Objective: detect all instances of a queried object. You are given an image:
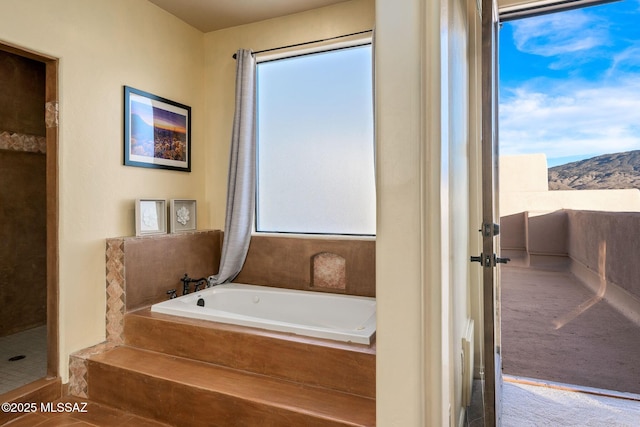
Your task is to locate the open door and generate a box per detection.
[473,0,507,424]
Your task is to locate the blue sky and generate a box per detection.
[499,0,640,167]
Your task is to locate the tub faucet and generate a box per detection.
[180,274,208,295]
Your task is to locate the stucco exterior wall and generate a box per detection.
[500,154,640,217]
[567,210,640,300]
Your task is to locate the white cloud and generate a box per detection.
[511,10,609,58]
[499,78,640,161]
[608,44,640,76]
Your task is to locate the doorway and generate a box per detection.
[0,43,58,400]
[497,0,640,408]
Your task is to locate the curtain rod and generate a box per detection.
[232,29,373,59]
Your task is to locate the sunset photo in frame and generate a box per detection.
[124,86,191,172]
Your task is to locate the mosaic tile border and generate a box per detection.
[45,101,58,129]
[69,239,125,398]
[105,238,125,344]
[0,131,46,153]
[68,342,117,398]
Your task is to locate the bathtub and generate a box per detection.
[150,283,376,345]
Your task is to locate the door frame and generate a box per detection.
[0,41,59,391]
[480,0,502,424]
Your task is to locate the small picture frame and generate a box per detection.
[135,199,167,236]
[170,199,197,233]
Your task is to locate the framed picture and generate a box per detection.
[170,199,197,233]
[135,199,167,236]
[124,86,191,172]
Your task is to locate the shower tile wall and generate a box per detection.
[0,50,47,337]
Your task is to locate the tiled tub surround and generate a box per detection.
[236,234,376,297]
[69,231,223,398]
[105,230,222,343]
[70,231,376,405]
[104,232,374,344]
[87,309,375,425]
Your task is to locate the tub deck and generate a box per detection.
[126,308,375,398]
[75,308,376,426]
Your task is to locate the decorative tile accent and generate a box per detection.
[105,238,125,344]
[0,131,46,153]
[45,101,58,128]
[68,342,117,398]
[312,252,346,290]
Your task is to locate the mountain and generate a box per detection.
[548,150,640,190]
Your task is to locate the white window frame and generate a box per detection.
[253,34,375,238]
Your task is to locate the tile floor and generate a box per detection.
[0,326,47,395]
[4,397,170,426]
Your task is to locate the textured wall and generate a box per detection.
[0,50,46,336]
[0,50,45,136]
[567,210,640,299]
[236,235,375,297]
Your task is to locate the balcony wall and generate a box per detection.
[501,209,640,324]
[566,211,640,318]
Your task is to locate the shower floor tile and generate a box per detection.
[0,326,47,394]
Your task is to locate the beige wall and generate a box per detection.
[446,0,473,422]
[375,0,428,423]
[376,0,477,424]
[1,0,481,425]
[0,0,206,381]
[466,0,485,386]
[200,0,478,424]
[203,0,375,229]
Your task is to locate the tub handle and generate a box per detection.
[166,289,177,299]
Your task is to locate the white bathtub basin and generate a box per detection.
[151,283,376,345]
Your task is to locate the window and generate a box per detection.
[256,43,375,236]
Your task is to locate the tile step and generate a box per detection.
[87,346,375,427]
[124,309,375,398]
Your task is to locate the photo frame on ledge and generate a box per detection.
[135,199,167,236]
[170,199,197,233]
[124,86,191,172]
